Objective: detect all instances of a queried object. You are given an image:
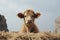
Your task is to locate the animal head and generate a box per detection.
[17,9,41,25]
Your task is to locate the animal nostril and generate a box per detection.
[28,20,32,23]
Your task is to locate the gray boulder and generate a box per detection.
[0,15,9,31]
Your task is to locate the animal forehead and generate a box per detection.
[24,9,35,16]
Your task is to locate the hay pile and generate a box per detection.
[0,31,60,40]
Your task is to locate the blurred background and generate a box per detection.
[0,0,60,32]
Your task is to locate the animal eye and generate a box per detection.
[32,15,34,17]
[24,16,26,17]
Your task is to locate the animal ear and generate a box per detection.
[17,13,24,18]
[34,12,41,18]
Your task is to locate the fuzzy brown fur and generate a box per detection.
[17,9,41,33]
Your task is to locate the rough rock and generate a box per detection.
[55,16,60,33]
[0,32,60,40]
[0,15,9,31]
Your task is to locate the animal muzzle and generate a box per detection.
[28,20,32,24]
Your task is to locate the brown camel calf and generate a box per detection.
[17,9,41,33]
